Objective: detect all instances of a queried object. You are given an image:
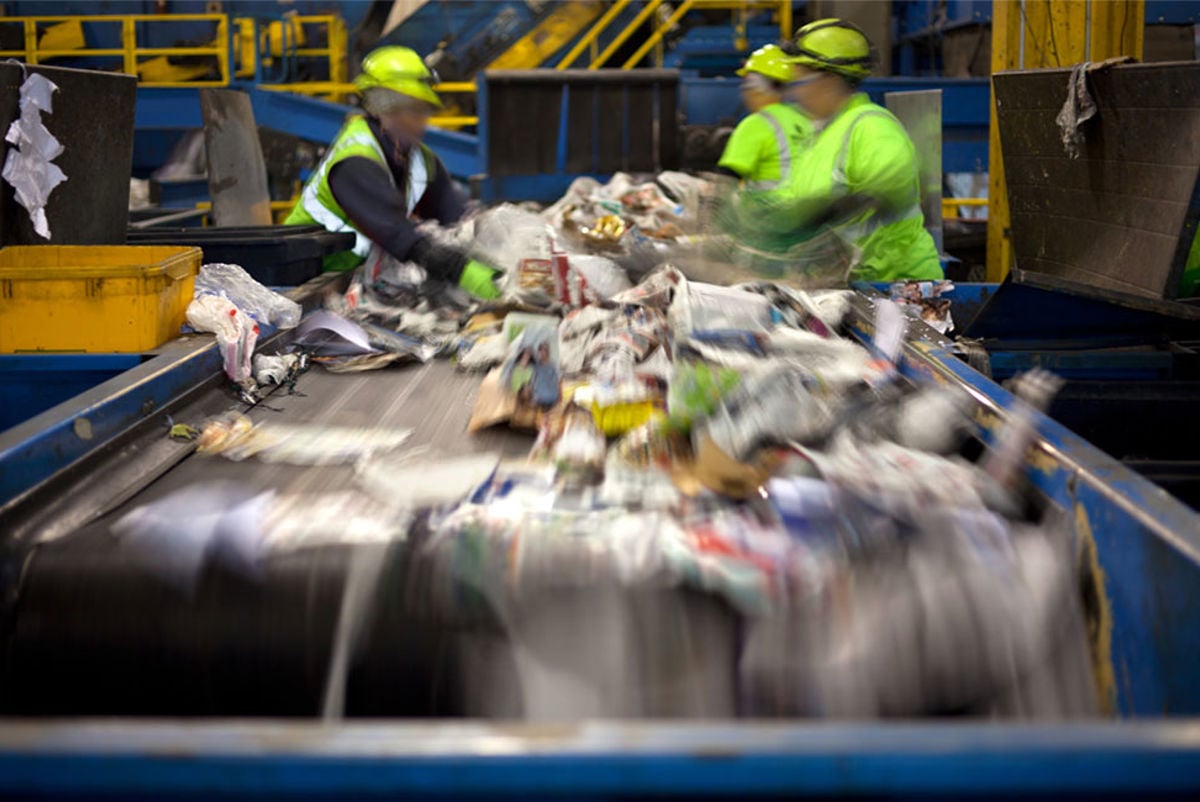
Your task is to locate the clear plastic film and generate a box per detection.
[194,263,302,329]
[2,72,65,239]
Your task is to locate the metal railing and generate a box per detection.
[0,14,230,87]
[0,4,792,130]
[256,81,480,129]
[236,14,347,87]
[0,12,347,90]
[558,0,793,70]
[942,197,989,220]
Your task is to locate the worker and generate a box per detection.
[717,44,812,192]
[710,43,814,262]
[778,19,942,282]
[286,46,501,299]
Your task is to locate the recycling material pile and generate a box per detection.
[428,261,1095,719]
[150,199,1097,721]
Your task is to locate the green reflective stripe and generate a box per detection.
[290,116,441,272]
[300,178,373,258]
[744,108,792,191]
[832,109,893,186]
[831,108,924,243]
[293,117,393,261]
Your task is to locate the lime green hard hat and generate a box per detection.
[736,43,795,84]
[788,18,875,80]
[354,46,442,108]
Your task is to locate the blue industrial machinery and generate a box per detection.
[1,721,1199,799]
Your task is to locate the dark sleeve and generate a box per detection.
[327,156,423,262]
[412,155,465,225]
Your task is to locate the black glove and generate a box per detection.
[408,237,469,283]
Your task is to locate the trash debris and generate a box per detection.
[499,324,560,409]
[195,263,301,329]
[253,353,300,386]
[196,413,412,465]
[185,293,259,382]
[114,483,412,592]
[167,419,200,441]
[146,178,1094,721]
[357,452,500,509]
[2,72,65,239]
[294,307,439,373]
[891,279,956,334]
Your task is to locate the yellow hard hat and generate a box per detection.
[788,18,875,80]
[354,46,442,108]
[736,44,794,84]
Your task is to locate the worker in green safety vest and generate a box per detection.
[286,46,501,299]
[717,44,812,192]
[710,44,816,261]
[775,19,943,282]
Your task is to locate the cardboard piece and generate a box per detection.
[672,433,774,499]
[467,367,544,433]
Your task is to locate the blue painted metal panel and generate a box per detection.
[0,721,1199,799]
[424,127,481,181]
[246,87,351,145]
[986,350,1175,381]
[131,130,188,177]
[0,337,232,506]
[480,173,606,205]
[136,87,481,181]
[154,177,209,209]
[1146,1,1200,23]
[134,88,204,129]
[0,355,145,433]
[663,23,781,75]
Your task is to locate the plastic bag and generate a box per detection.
[194,263,302,329]
[472,204,557,275]
[2,73,65,239]
[186,294,258,381]
[668,280,773,337]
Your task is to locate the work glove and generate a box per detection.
[409,237,469,283]
[457,258,503,300]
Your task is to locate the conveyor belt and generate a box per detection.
[96,360,533,518]
[1,362,536,718]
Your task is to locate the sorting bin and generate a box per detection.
[0,245,200,353]
[126,225,355,286]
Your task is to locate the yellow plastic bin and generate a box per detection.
[0,246,201,353]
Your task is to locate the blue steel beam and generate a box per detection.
[0,721,1198,798]
[0,334,242,508]
[135,88,482,181]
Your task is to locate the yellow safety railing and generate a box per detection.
[258,81,480,129]
[235,14,347,87]
[0,14,230,87]
[557,0,792,70]
[942,197,989,220]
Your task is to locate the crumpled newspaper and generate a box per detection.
[2,72,66,239]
